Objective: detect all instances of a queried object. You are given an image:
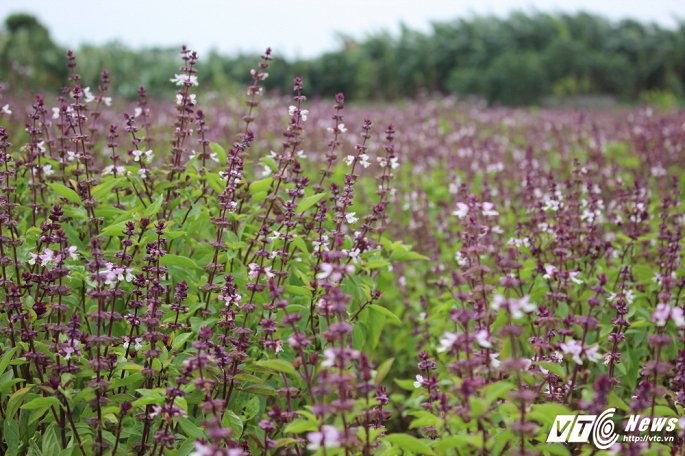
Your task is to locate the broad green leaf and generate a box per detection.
[6,386,31,419]
[143,195,164,217]
[385,433,436,455]
[249,177,272,194]
[254,359,298,378]
[433,434,483,450]
[0,346,17,376]
[284,419,319,434]
[209,142,227,165]
[296,192,327,213]
[221,410,244,437]
[47,183,80,204]
[178,417,205,439]
[369,304,401,324]
[160,254,199,270]
[21,396,61,411]
[374,357,394,385]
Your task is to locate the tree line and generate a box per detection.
[2,11,684,105]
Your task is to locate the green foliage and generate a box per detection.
[2,12,685,105]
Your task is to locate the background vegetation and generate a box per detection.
[2,11,685,106]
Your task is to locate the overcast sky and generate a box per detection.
[1,0,683,59]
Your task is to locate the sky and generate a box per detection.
[1,0,684,59]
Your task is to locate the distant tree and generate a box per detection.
[0,13,66,93]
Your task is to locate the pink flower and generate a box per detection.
[306,425,340,451]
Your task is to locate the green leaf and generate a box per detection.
[375,358,394,385]
[171,332,193,351]
[3,421,20,454]
[369,304,401,324]
[101,221,130,237]
[160,254,199,271]
[178,417,205,439]
[143,195,164,218]
[47,183,80,204]
[385,433,436,455]
[6,386,31,419]
[254,359,298,378]
[296,192,327,213]
[433,434,483,450]
[209,142,227,165]
[42,425,61,456]
[0,346,17,376]
[249,177,272,194]
[21,396,61,411]
[482,381,516,405]
[538,361,566,378]
[221,410,244,437]
[283,419,319,434]
[92,177,124,200]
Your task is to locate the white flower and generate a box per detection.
[389,157,399,169]
[346,248,360,262]
[317,263,333,280]
[248,263,260,279]
[413,374,424,388]
[490,294,536,319]
[652,303,671,326]
[295,150,306,159]
[176,93,197,105]
[28,252,38,266]
[438,332,458,353]
[585,345,602,363]
[306,425,340,451]
[481,202,498,217]
[133,107,143,118]
[300,109,309,121]
[345,212,358,224]
[42,164,54,176]
[100,262,135,287]
[474,329,492,348]
[452,202,469,219]
[250,68,268,80]
[52,107,60,119]
[32,248,55,266]
[83,87,95,103]
[559,339,583,364]
[132,149,153,162]
[321,348,336,368]
[103,97,112,107]
[66,246,78,260]
[542,264,557,280]
[170,74,198,86]
[102,165,125,176]
[37,141,47,153]
[454,251,468,266]
[66,151,78,161]
[1,104,12,115]
[542,197,561,211]
[328,123,348,134]
[507,237,530,248]
[138,168,148,179]
[489,353,501,369]
[568,271,583,285]
[359,154,371,168]
[345,155,355,166]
